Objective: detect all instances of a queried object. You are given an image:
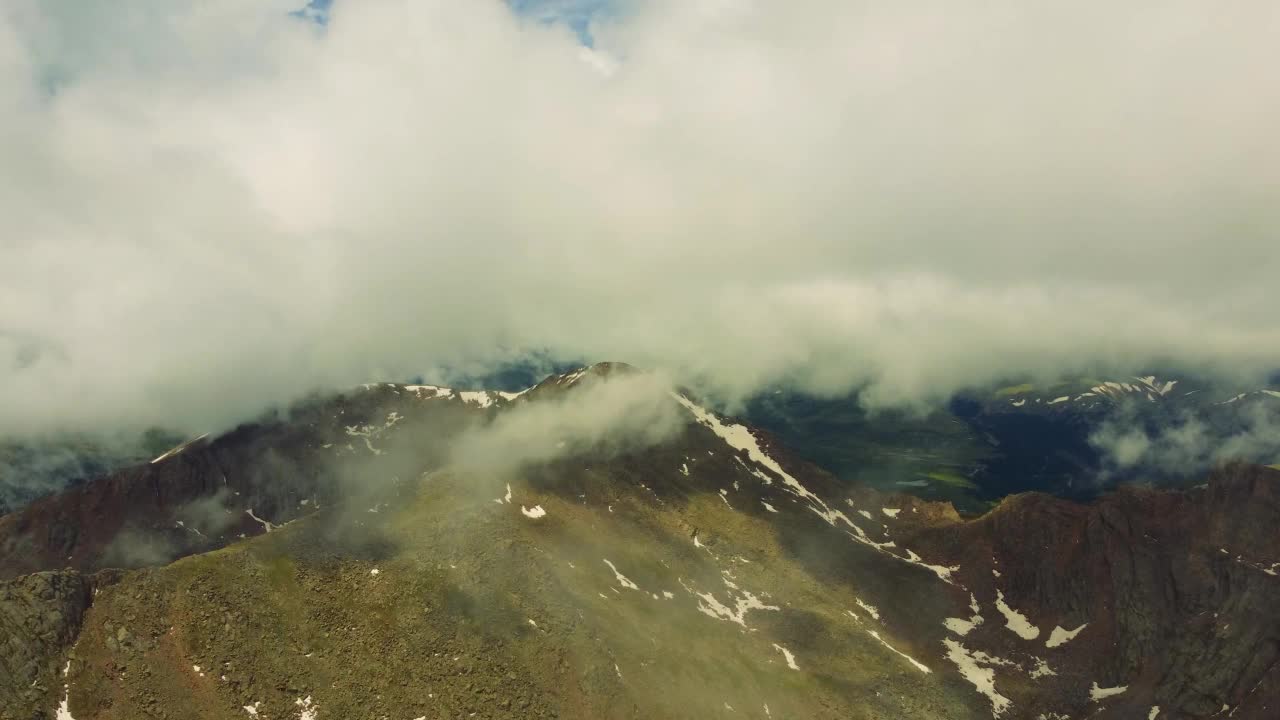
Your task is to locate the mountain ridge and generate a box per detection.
[1,366,1277,719]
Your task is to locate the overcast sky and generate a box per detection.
[2,0,1278,435]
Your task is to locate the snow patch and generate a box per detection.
[1045,623,1087,648]
[521,505,547,519]
[243,703,259,717]
[1047,396,1070,405]
[943,639,1012,716]
[295,695,318,720]
[867,630,931,673]
[761,501,778,513]
[1089,683,1128,702]
[855,598,881,621]
[1148,706,1160,719]
[56,687,77,720]
[1028,658,1056,678]
[682,579,779,627]
[406,385,453,399]
[495,386,533,401]
[603,559,639,590]
[902,549,960,584]
[245,508,275,533]
[945,594,985,636]
[881,508,901,518]
[772,644,800,670]
[150,433,209,464]
[996,590,1040,640]
[458,390,495,408]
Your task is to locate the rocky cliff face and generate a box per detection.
[892,462,1280,718]
[0,368,1276,719]
[0,570,93,720]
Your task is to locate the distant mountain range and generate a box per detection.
[2,364,1278,719]
[746,373,1280,513]
[5,371,1276,520]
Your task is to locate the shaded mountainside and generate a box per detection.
[0,432,183,516]
[1,365,1277,720]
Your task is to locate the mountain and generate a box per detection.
[746,374,1280,512]
[2,364,1278,719]
[0,430,185,517]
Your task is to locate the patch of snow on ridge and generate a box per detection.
[1148,706,1160,719]
[868,630,931,673]
[521,505,546,519]
[671,394,832,514]
[1047,396,1070,405]
[772,644,800,670]
[673,393,962,586]
[558,368,589,386]
[1011,399,1026,407]
[405,385,453,399]
[855,597,881,621]
[150,433,210,464]
[944,639,1011,716]
[496,386,533,401]
[996,590,1040,640]
[603,559,639,590]
[1028,658,1056,678]
[681,578,779,627]
[246,508,275,533]
[459,391,495,408]
[903,549,960,584]
[882,508,901,518]
[1045,623,1087,648]
[243,703,259,717]
[1089,683,1128,702]
[761,501,778,513]
[945,594,985,636]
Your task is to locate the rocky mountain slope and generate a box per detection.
[1,364,1277,720]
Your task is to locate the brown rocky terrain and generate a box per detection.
[0,365,1276,719]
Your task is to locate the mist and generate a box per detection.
[2,0,1278,437]
[1090,400,1280,481]
[449,370,683,479]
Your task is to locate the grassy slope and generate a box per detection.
[63,466,980,720]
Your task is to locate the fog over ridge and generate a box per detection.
[2,0,1278,436]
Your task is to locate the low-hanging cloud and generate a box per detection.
[1090,400,1280,480]
[450,370,683,479]
[2,0,1278,436]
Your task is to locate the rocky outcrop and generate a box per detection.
[0,570,93,720]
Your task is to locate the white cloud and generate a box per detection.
[1091,400,1280,477]
[1,0,1278,435]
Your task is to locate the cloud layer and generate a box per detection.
[2,0,1278,435]
[1090,400,1280,480]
